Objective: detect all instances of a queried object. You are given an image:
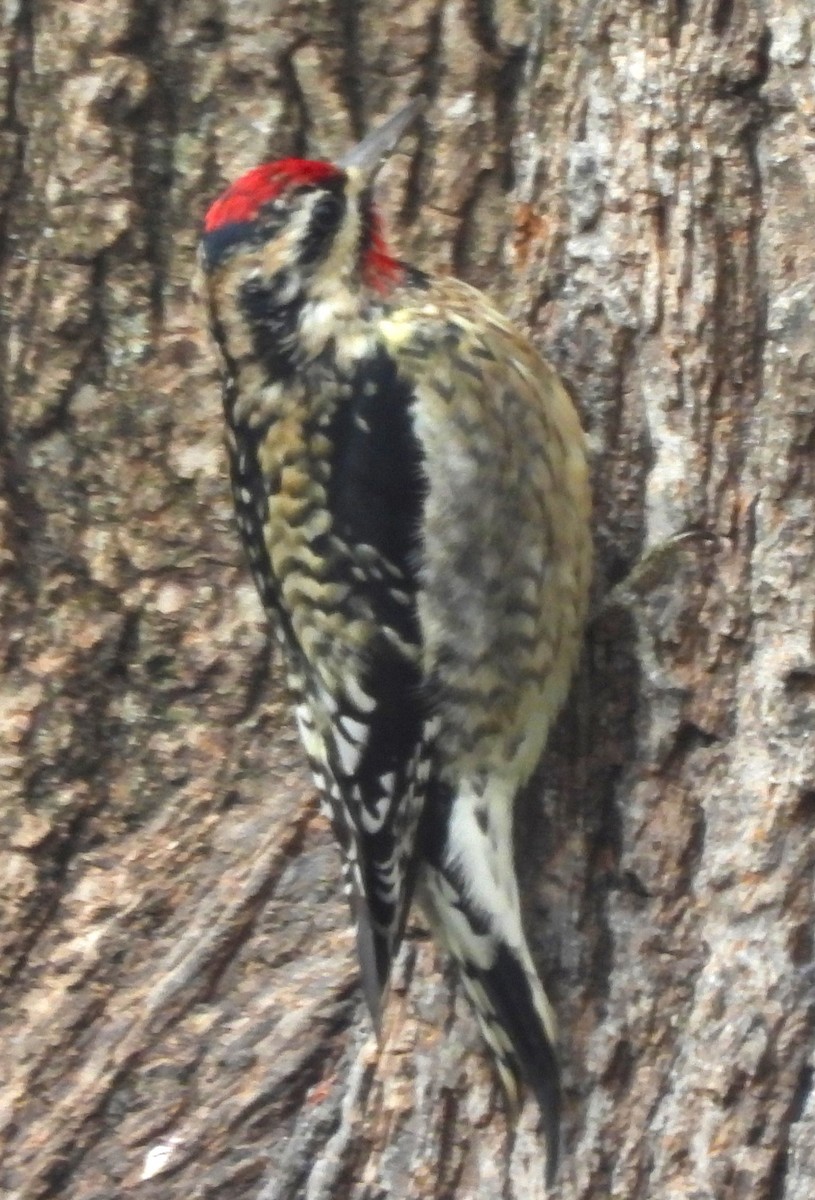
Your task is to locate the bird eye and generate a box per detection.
[309,192,344,230]
[298,189,347,266]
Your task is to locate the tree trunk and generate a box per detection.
[1,2,813,1198]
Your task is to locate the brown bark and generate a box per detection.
[1,2,813,1198]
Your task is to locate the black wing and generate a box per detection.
[306,345,429,1024]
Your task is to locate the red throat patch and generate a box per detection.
[362,208,403,294]
[204,159,343,232]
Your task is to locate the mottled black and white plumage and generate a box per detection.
[199,99,591,1181]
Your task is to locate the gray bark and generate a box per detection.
[1,2,813,1198]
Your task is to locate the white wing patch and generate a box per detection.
[339,715,368,743]
[374,856,401,902]
[360,793,390,833]
[335,729,363,777]
[295,704,323,763]
[344,674,377,713]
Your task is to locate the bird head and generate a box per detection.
[200,98,425,298]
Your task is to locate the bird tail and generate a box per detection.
[419,779,561,1184]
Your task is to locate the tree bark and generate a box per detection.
[1,2,813,1198]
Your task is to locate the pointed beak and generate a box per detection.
[338,97,426,178]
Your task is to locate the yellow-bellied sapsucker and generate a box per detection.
[199,99,591,1180]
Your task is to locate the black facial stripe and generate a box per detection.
[298,185,348,267]
[201,220,259,269]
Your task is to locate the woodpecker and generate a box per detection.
[200,99,591,1180]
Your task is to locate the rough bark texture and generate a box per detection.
[1,2,813,1198]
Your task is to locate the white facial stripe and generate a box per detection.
[314,180,362,284]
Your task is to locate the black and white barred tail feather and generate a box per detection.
[419,776,561,1181]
